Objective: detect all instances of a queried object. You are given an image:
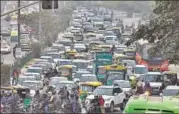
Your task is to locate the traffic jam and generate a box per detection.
[1,6,179,113]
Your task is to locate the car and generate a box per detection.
[142,72,164,95]
[1,42,11,54]
[40,56,55,69]
[113,80,131,93]
[86,85,126,112]
[55,81,74,92]
[80,74,97,83]
[17,75,41,85]
[134,65,148,79]
[105,35,118,44]
[23,72,42,80]
[74,45,86,52]
[21,80,43,97]
[49,77,68,86]
[73,70,91,82]
[26,67,43,78]
[162,85,179,96]
[122,60,136,70]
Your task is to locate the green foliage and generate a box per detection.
[128,1,179,63]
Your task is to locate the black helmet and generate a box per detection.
[70,94,74,98]
[36,90,39,93]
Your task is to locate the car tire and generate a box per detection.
[120,100,126,110]
[109,102,114,112]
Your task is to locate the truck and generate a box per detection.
[140,56,169,72]
[94,51,113,82]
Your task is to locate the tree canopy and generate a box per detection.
[128,1,179,63]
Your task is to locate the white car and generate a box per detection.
[105,35,118,44]
[142,72,163,95]
[1,42,11,54]
[113,80,131,92]
[134,65,148,79]
[86,86,126,112]
[162,85,179,96]
[49,77,68,86]
[21,80,43,97]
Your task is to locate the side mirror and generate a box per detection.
[114,93,118,96]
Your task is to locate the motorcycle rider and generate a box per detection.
[129,76,138,89]
[42,93,49,114]
[34,90,41,101]
[70,94,77,113]
[90,95,100,113]
[1,90,6,105]
[135,82,143,95]
[143,82,152,95]
[99,95,105,114]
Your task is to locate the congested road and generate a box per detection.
[1,2,179,114]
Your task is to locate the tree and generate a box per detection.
[127,1,179,63]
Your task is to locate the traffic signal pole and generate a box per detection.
[18,0,20,46]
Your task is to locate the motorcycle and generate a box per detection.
[86,100,99,113]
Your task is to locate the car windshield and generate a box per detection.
[56,83,73,90]
[107,72,125,80]
[27,68,42,74]
[134,67,148,74]
[122,60,136,67]
[106,37,114,40]
[115,81,131,88]
[49,79,61,85]
[80,76,97,82]
[18,77,36,85]
[125,52,135,56]
[73,62,88,69]
[59,68,70,74]
[145,74,163,82]
[81,85,93,92]
[93,87,113,96]
[22,82,39,90]
[163,89,179,96]
[59,41,71,46]
[47,54,61,59]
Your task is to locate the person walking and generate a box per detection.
[99,95,105,114]
[12,69,19,85]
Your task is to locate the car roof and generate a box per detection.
[24,72,40,75]
[73,59,89,62]
[40,56,53,58]
[19,76,36,78]
[76,70,90,73]
[147,72,162,75]
[98,86,114,89]
[51,77,67,79]
[135,65,146,67]
[23,80,41,83]
[82,74,96,77]
[27,67,42,69]
[165,86,179,90]
[113,80,130,83]
[57,81,74,84]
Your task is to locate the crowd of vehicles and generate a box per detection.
[1,5,179,114]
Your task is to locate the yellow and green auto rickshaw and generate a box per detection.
[65,49,77,59]
[79,81,102,100]
[58,65,77,80]
[1,85,30,98]
[113,53,129,64]
[74,53,87,60]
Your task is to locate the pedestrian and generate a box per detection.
[99,95,105,114]
[12,69,19,85]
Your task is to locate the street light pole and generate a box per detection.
[39,0,42,49]
[18,0,20,46]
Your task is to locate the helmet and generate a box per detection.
[94,95,98,99]
[12,89,17,94]
[52,90,56,95]
[70,94,74,98]
[137,82,142,87]
[35,90,39,94]
[145,81,150,86]
[129,76,136,81]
